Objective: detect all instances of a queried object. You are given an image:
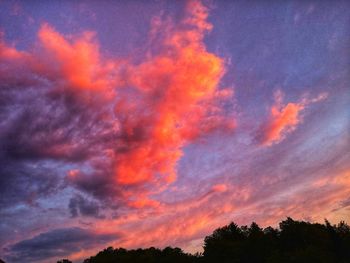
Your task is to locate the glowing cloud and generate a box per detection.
[38,23,117,92]
[258,90,327,146]
[112,0,233,186]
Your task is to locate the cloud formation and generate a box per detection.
[257,90,327,146]
[69,194,104,218]
[6,227,118,263]
[38,23,118,93]
[0,0,233,213]
[111,0,233,187]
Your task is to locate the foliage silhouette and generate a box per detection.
[83,246,198,263]
[202,217,350,263]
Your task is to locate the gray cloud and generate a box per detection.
[0,63,119,210]
[69,194,104,219]
[6,227,118,262]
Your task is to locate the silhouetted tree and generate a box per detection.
[203,222,247,262]
[83,246,197,263]
[203,217,350,263]
[57,260,72,263]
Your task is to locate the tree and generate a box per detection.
[57,260,72,263]
[203,222,247,262]
[202,217,350,263]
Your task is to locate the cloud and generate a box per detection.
[0,0,233,212]
[37,23,118,93]
[211,184,228,193]
[0,161,62,209]
[69,194,104,218]
[112,0,233,187]
[338,197,350,210]
[89,151,350,253]
[0,51,117,209]
[256,90,327,146]
[6,227,118,263]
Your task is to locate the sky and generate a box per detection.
[0,0,349,262]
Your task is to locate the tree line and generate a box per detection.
[43,217,350,262]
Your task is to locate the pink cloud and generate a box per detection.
[38,23,117,93]
[258,90,327,146]
[111,0,234,190]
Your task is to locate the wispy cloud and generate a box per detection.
[256,90,327,146]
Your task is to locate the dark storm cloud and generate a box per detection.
[6,227,118,262]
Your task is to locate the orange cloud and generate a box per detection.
[0,41,26,60]
[1,25,119,97]
[0,37,33,81]
[211,184,228,193]
[259,90,327,146]
[93,188,233,252]
[38,23,116,92]
[113,0,233,187]
[128,198,160,209]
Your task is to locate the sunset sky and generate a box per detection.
[0,0,349,262]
